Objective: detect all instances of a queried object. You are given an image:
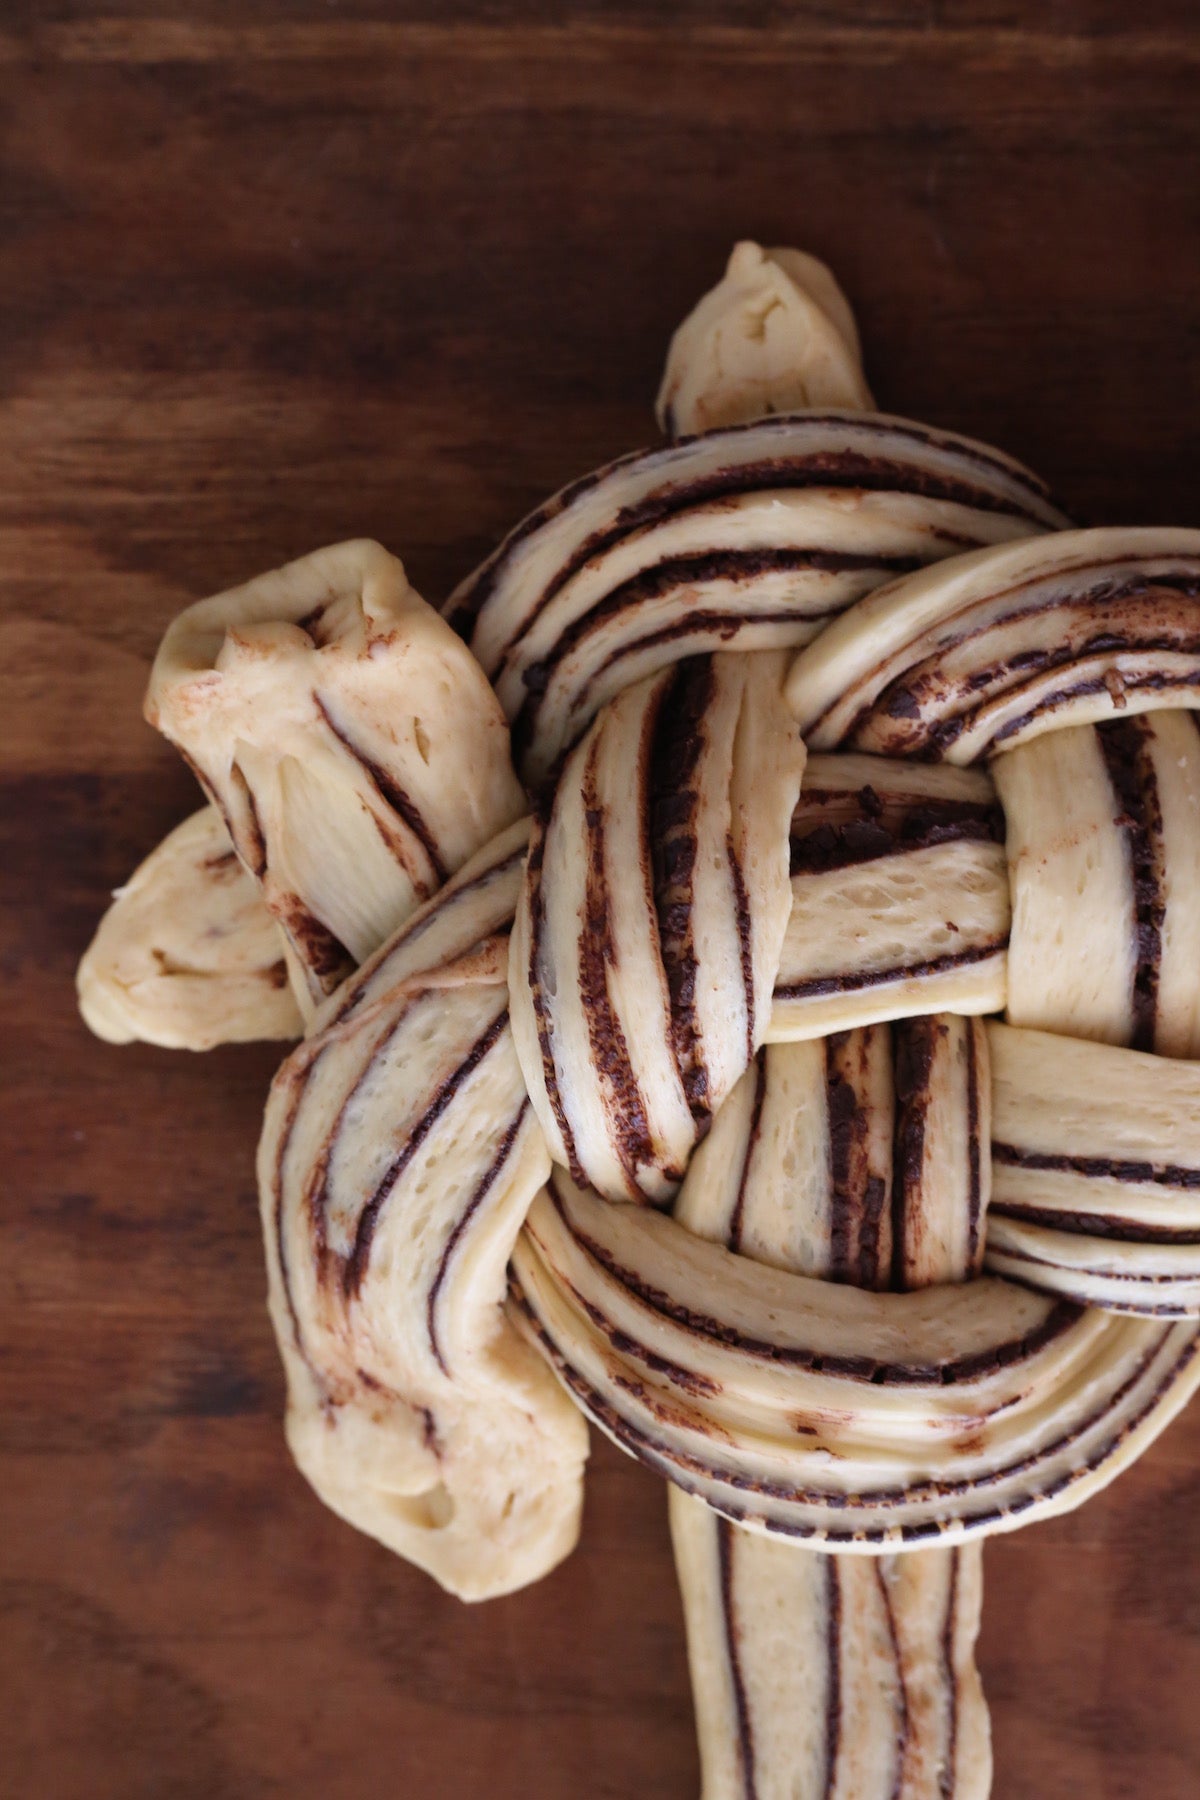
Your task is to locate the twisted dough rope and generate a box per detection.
[444,411,1065,793]
[74,241,1200,1796]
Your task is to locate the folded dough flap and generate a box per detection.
[146,539,525,1008]
[76,804,301,1050]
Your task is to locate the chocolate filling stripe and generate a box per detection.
[940,1554,960,1800]
[824,1559,842,1800]
[538,1181,1080,1385]
[524,604,844,782]
[343,1006,509,1295]
[989,1202,1200,1245]
[891,1018,937,1292]
[815,569,1200,742]
[993,665,1200,748]
[991,1142,1200,1190]
[717,1518,758,1800]
[728,832,757,1061]
[965,1023,984,1272]
[426,1097,531,1376]
[511,543,921,715]
[1097,715,1165,1052]
[790,797,1004,875]
[774,941,1007,1001]
[512,1272,1189,1513]
[304,990,430,1264]
[527,809,586,1184]
[578,735,660,1187]
[825,1036,876,1287]
[272,1058,326,1370]
[228,759,268,878]
[273,892,353,990]
[728,1052,768,1254]
[328,842,527,1027]
[451,412,1060,641]
[314,694,448,885]
[875,1564,910,1800]
[652,659,716,1124]
[583,603,826,680]
[990,1243,1199,1301]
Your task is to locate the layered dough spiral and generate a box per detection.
[509,650,806,1204]
[511,1047,1200,1545]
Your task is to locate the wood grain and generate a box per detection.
[3,5,1200,1795]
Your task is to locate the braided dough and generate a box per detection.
[76,238,1200,1799]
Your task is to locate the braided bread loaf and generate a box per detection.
[76,241,1200,1799]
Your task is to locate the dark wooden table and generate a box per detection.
[4,5,1200,1795]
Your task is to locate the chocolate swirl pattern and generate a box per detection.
[511,1045,1200,1544]
[985,1023,1200,1316]
[773,755,1010,1041]
[75,239,1200,1800]
[993,712,1200,1058]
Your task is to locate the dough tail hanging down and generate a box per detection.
[666,1016,991,1800]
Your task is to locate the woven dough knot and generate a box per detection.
[505,515,1200,1550]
